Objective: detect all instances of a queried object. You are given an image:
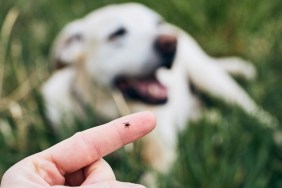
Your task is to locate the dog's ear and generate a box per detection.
[51,20,85,70]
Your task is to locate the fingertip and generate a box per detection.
[109,111,157,145]
[118,111,157,132]
[126,111,156,134]
[140,111,157,131]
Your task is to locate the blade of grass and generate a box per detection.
[0,8,19,99]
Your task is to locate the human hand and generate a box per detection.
[1,111,156,188]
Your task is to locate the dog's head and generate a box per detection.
[52,3,177,105]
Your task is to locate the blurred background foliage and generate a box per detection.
[0,0,282,187]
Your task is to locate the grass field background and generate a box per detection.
[0,0,282,187]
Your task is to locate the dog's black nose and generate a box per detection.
[154,34,177,69]
[155,34,177,55]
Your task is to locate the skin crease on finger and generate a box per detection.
[0,111,156,188]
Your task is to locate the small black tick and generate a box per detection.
[123,121,130,128]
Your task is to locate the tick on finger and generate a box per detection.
[123,121,130,128]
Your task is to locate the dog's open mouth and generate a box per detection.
[114,75,167,105]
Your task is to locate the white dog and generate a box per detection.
[42,2,276,180]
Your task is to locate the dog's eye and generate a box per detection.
[108,27,127,41]
[65,33,83,45]
[157,19,165,26]
[72,34,83,41]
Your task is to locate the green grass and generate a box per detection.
[1,0,282,187]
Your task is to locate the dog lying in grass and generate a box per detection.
[42,2,277,185]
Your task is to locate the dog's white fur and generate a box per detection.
[42,3,276,177]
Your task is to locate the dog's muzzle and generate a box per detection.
[114,34,177,105]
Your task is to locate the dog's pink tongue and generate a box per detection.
[135,80,167,100]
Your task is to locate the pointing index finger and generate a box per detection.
[41,111,156,175]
